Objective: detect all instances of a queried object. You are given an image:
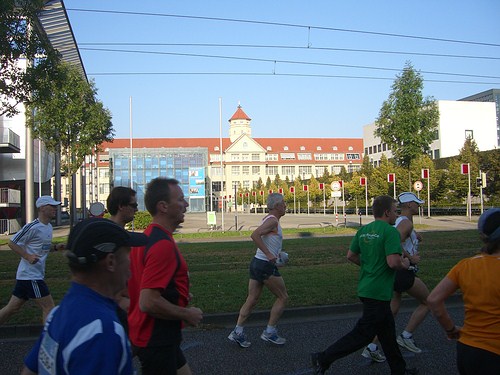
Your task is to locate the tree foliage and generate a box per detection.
[0,0,60,117]
[27,62,113,176]
[375,61,439,169]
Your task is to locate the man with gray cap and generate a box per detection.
[0,195,64,325]
[21,218,148,375]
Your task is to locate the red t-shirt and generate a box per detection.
[128,223,189,347]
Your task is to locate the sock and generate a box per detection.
[266,325,277,334]
[367,343,378,351]
[234,325,243,334]
[402,330,413,339]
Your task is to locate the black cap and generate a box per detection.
[66,218,147,265]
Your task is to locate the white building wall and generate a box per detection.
[363,100,497,165]
[433,100,497,158]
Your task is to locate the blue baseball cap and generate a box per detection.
[478,208,500,242]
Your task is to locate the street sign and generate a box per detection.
[331,181,341,191]
[422,168,429,179]
[303,185,308,191]
[461,163,469,175]
[290,186,295,193]
[319,183,324,190]
[413,181,423,191]
[387,173,395,183]
[331,191,342,198]
[360,177,366,186]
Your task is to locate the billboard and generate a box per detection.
[188,167,205,197]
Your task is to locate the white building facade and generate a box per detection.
[363,100,497,166]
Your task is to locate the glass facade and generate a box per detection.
[109,147,208,212]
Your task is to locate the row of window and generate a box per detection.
[210,152,361,162]
[365,143,390,155]
[211,164,360,177]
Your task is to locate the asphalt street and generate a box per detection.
[1,301,464,375]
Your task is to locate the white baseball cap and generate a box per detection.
[36,196,61,208]
[398,192,424,205]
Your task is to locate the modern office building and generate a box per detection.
[459,89,500,147]
[87,105,364,212]
[0,0,84,232]
[363,100,497,166]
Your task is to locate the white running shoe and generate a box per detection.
[397,334,422,353]
[228,330,251,348]
[362,347,386,363]
[260,330,286,345]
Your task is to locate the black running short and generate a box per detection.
[393,269,416,293]
[12,280,50,300]
[249,257,281,282]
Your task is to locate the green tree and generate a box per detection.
[28,62,113,176]
[480,149,500,204]
[375,61,439,187]
[0,0,60,117]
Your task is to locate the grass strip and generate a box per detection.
[0,230,481,325]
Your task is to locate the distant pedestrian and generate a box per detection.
[127,178,203,375]
[310,195,418,375]
[21,218,147,375]
[228,193,289,348]
[428,208,500,375]
[0,196,63,325]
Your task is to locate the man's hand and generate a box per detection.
[25,253,39,264]
[54,243,65,251]
[184,307,203,327]
[402,257,410,269]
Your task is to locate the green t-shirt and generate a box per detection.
[350,220,401,301]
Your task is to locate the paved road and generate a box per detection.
[1,301,464,375]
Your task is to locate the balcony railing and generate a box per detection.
[0,188,21,206]
[0,127,21,153]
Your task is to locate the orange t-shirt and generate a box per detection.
[447,254,500,355]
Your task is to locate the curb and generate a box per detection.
[0,294,463,340]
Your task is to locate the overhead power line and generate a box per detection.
[67,8,500,48]
[86,70,500,85]
[80,47,500,80]
[78,42,500,61]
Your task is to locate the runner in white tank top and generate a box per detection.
[229,193,289,348]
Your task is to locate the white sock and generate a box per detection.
[368,343,378,351]
[266,325,277,334]
[234,325,244,334]
[402,330,413,339]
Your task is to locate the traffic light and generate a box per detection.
[476,177,482,188]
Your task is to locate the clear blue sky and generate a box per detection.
[64,0,500,140]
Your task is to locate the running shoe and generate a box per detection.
[362,346,386,362]
[260,330,286,345]
[397,334,422,353]
[228,330,251,348]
